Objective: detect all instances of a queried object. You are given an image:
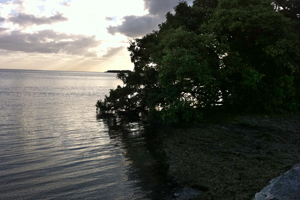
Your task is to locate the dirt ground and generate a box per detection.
[160,114,300,200]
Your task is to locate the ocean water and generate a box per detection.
[0,69,172,200]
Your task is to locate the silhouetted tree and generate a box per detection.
[97,0,300,124]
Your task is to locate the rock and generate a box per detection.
[253,163,300,200]
[169,186,202,200]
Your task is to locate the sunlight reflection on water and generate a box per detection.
[0,69,172,200]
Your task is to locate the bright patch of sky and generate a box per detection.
[0,0,193,72]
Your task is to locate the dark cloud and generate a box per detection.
[0,17,5,22]
[0,30,100,56]
[107,0,193,37]
[107,15,159,38]
[8,13,68,26]
[144,0,184,16]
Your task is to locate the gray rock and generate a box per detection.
[253,163,300,200]
[169,186,202,200]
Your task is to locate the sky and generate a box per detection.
[0,0,193,72]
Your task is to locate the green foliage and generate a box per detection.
[97,0,300,124]
[160,101,203,124]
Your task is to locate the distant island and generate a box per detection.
[105,70,131,73]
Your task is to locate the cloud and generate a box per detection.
[61,2,71,7]
[8,13,68,26]
[144,0,185,16]
[0,0,196,72]
[0,30,101,56]
[107,15,160,38]
[0,27,8,32]
[105,16,113,21]
[107,0,194,37]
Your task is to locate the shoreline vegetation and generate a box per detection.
[96,0,300,199]
[97,0,300,125]
[105,70,131,73]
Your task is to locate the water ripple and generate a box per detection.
[0,70,172,200]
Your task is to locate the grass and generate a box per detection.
[160,113,300,199]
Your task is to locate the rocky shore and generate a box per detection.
[157,114,300,200]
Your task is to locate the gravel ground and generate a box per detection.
[159,114,300,200]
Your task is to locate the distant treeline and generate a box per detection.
[106,70,131,73]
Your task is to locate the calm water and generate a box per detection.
[0,69,172,200]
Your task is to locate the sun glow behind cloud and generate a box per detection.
[0,0,193,72]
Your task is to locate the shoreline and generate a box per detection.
[157,113,300,199]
